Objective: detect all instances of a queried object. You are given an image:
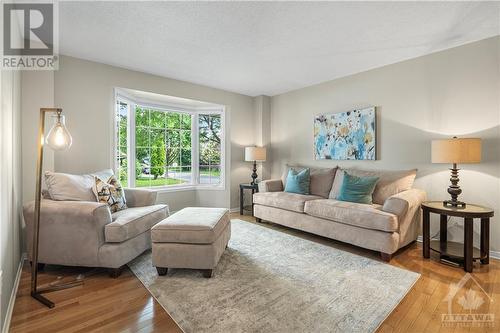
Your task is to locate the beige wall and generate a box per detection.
[0,14,23,330]
[253,96,272,180]
[21,71,55,203]
[270,37,500,251]
[20,38,499,252]
[0,69,22,329]
[53,56,255,210]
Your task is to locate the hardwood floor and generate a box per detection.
[9,213,500,332]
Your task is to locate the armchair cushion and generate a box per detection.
[124,188,158,207]
[105,204,168,243]
[44,171,96,201]
[44,169,114,201]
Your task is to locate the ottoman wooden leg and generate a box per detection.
[202,269,213,278]
[156,267,168,276]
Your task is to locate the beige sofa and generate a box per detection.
[23,188,168,277]
[254,166,426,261]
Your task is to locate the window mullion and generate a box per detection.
[128,102,136,188]
[192,113,199,185]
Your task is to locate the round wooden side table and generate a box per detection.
[421,201,494,272]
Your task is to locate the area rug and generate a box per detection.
[128,219,419,333]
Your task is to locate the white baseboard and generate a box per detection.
[2,253,26,333]
[415,236,500,260]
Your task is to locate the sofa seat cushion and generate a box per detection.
[304,199,398,232]
[151,207,230,244]
[105,204,168,242]
[253,192,323,213]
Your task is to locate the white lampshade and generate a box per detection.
[431,138,481,164]
[245,146,266,162]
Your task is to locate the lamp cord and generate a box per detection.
[430,216,457,240]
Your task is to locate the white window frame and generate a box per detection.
[113,89,225,192]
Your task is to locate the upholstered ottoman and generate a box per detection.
[151,207,231,278]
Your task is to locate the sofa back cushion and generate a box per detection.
[329,168,417,205]
[281,165,337,198]
[44,169,114,201]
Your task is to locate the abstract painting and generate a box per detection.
[314,107,376,160]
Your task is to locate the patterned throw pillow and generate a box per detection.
[93,175,127,213]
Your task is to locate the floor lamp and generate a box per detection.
[31,108,83,308]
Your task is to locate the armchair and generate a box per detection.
[23,188,168,277]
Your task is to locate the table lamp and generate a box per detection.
[244,146,266,185]
[431,137,481,208]
[31,108,81,308]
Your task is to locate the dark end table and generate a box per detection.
[239,183,259,216]
[421,201,494,272]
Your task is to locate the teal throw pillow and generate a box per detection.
[284,168,310,195]
[337,172,379,204]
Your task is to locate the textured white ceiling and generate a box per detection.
[59,1,500,96]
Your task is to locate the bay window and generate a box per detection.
[114,92,224,190]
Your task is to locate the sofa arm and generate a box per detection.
[23,199,112,266]
[382,189,427,247]
[124,188,158,207]
[258,179,283,192]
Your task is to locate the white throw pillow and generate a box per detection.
[44,169,115,201]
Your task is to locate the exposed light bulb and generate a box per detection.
[46,113,72,150]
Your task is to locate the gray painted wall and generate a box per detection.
[19,37,499,257]
[0,69,23,330]
[253,96,272,180]
[270,37,500,251]
[21,71,55,204]
[53,56,256,211]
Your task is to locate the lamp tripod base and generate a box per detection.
[31,278,84,308]
[31,292,55,308]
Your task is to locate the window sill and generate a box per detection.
[141,184,226,194]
